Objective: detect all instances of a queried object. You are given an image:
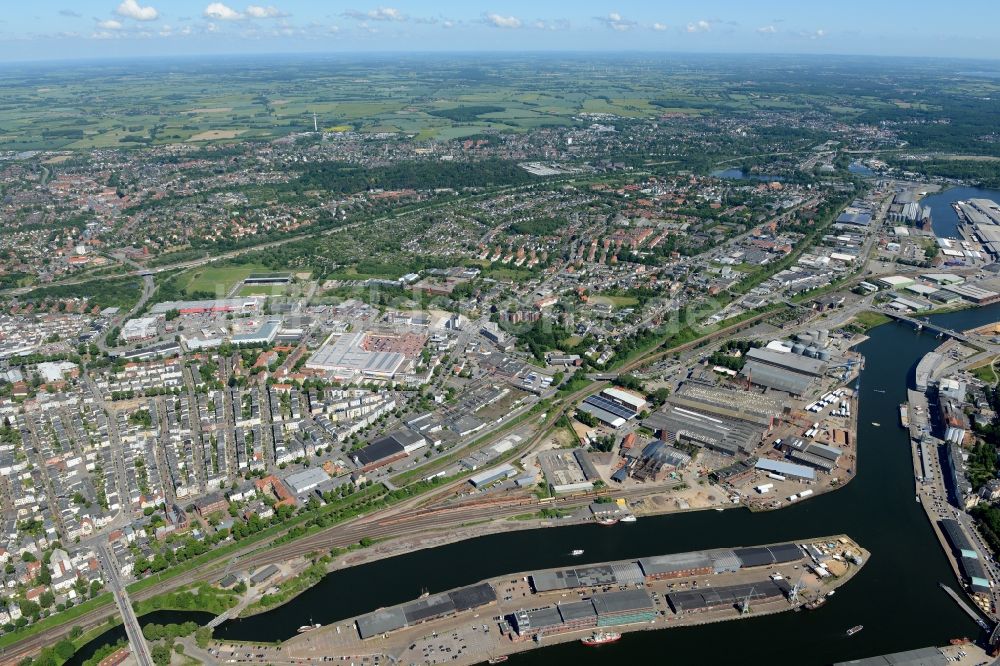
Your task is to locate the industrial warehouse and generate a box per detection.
[640,379,785,459]
[279,535,867,665]
[356,582,497,639]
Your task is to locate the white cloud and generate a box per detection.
[116,0,158,21]
[345,7,404,21]
[756,25,777,34]
[651,22,668,32]
[246,5,286,19]
[800,28,826,39]
[596,12,635,31]
[686,20,711,33]
[203,3,243,20]
[96,19,123,30]
[367,7,403,21]
[485,13,521,29]
[442,19,455,28]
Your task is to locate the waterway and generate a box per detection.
[922,186,1000,239]
[71,304,1000,665]
[62,609,214,666]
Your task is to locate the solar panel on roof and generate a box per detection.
[583,395,636,420]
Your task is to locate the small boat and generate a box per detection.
[871,422,881,427]
[846,625,863,637]
[804,598,826,610]
[596,517,619,526]
[620,515,637,523]
[581,631,622,646]
[571,549,585,556]
[826,590,836,598]
[297,621,321,633]
[874,389,886,393]
[488,656,509,664]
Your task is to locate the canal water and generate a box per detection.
[72,304,1000,665]
[62,610,214,666]
[922,186,1000,239]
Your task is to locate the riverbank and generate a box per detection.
[239,535,868,666]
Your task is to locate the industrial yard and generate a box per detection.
[219,535,869,666]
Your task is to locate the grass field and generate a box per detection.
[590,294,639,308]
[183,264,268,296]
[971,358,999,385]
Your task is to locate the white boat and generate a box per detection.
[871,422,881,427]
[620,515,637,523]
[571,549,584,556]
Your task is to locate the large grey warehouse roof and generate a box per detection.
[745,347,826,376]
[740,362,814,396]
[557,600,597,622]
[530,562,644,592]
[638,551,712,576]
[356,607,407,638]
[939,518,974,554]
[642,404,762,454]
[733,543,802,568]
[666,578,783,612]
[591,589,655,616]
[833,646,947,666]
[355,582,496,639]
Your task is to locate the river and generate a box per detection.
[922,186,1000,239]
[62,610,214,666]
[71,304,1000,665]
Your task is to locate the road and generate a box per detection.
[99,544,154,666]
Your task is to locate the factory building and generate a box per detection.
[939,400,968,445]
[120,317,159,342]
[754,458,816,481]
[642,402,765,457]
[780,439,842,472]
[630,439,692,481]
[307,332,408,380]
[150,298,262,315]
[739,347,826,397]
[671,380,784,428]
[284,467,331,495]
[468,463,518,488]
[353,429,427,471]
[231,320,281,346]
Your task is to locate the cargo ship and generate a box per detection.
[846,625,863,637]
[595,517,619,526]
[899,405,909,428]
[581,631,622,646]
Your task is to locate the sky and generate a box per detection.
[1,1,998,62]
